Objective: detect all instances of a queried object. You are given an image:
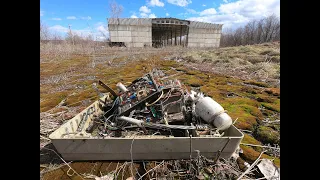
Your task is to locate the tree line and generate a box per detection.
[220,14,280,47]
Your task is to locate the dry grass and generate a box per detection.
[168,42,280,87]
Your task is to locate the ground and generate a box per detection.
[40,42,280,179]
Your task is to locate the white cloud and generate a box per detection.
[223,0,228,3]
[186,8,198,14]
[81,16,92,20]
[148,0,164,7]
[167,0,192,7]
[219,0,279,17]
[202,4,206,7]
[49,23,110,41]
[51,18,62,21]
[140,13,148,18]
[199,8,217,16]
[187,0,279,29]
[166,13,169,16]
[49,25,69,33]
[139,6,151,13]
[131,15,138,18]
[149,13,157,18]
[96,22,109,40]
[67,16,77,20]
[40,10,44,16]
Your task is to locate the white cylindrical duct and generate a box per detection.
[116,82,128,92]
[195,97,232,130]
[117,116,144,127]
[213,113,232,131]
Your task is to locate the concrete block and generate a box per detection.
[187,38,197,43]
[110,36,118,42]
[204,44,214,47]
[118,36,132,42]
[109,31,118,37]
[205,33,215,39]
[131,31,139,37]
[117,25,128,31]
[188,43,198,47]
[108,25,117,31]
[130,26,139,31]
[138,31,148,37]
[205,39,214,44]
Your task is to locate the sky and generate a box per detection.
[40,0,280,41]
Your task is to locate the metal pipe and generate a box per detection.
[117,116,144,127]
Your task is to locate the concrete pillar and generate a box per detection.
[180,25,182,46]
[186,26,189,47]
[175,29,177,45]
[171,27,173,46]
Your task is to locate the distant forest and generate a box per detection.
[220,14,280,47]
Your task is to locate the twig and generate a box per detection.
[233,118,239,125]
[40,162,73,175]
[40,134,51,140]
[240,143,280,150]
[236,151,267,180]
[42,147,84,180]
[215,137,231,163]
[130,137,135,178]
[240,129,253,133]
[138,161,165,180]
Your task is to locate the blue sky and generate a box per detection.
[40,0,280,40]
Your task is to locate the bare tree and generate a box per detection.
[40,21,50,41]
[220,14,280,47]
[109,0,123,18]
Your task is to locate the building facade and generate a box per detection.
[108,18,222,48]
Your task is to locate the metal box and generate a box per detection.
[49,95,244,161]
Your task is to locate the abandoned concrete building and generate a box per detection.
[107,18,223,48]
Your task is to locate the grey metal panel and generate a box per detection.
[61,152,233,161]
[189,21,223,29]
[108,18,152,26]
[52,125,242,161]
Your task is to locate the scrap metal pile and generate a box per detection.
[85,68,233,138]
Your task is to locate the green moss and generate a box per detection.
[255,94,277,103]
[240,104,263,119]
[244,80,269,88]
[242,133,263,151]
[255,126,280,145]
[236,157,248,171]
[240,145,280,168]
[261,99,280,112]
[264,88,280,96]
[242,134,262,145]
[40,91,68,112]
[222,97,260,108]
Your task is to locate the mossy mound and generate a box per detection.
[255,126,280,145]
[242,133,263,152]
[240,145,280,168]
[261,99,280,112]
[264,88,280,96]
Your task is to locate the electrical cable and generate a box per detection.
[145,90,164,106]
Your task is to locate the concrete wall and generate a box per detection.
[188,27,222,48]
[108,18,152,47]
[108,18,223,48]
